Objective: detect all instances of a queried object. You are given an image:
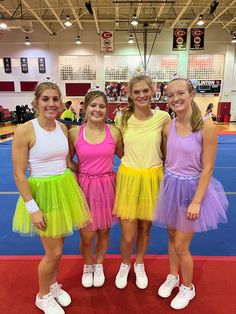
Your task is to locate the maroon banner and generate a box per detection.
[190,28,205,50]
[172,28,187,51]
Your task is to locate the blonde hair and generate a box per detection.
[168,78,203,132]
[31,82,63,116]
[121,75,154,131]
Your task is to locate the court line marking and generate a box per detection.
[1,191,236,194]
[0,254,236,261]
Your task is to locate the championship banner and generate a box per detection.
[101,31,114,52]
[3,58,12,73]
[21,57,28,73]
[190,28,205,50]
[38,57,46,73]
[172,28,187,51]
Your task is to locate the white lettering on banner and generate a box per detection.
[101,31,114,52]
[195,80,221,86]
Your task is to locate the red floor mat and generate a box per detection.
[0,256,236,314]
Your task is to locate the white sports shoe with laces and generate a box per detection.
[50,282,71,307]
[35,292,65,314]
[82,264,94,288]
[93,264,105,287]
[134,263,148,289]
[170,284,196,310]
[158,274,179,298]
[115,263,131,289]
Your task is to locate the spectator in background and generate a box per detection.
[205,103,217,121]
[15,105,22,124]
[60,100,75,129]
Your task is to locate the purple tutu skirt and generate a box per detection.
[76,172,117,231]
[154,170,228,232]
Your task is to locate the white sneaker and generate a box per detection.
[170,284,196,310]
[81,264,94,288]
[50,282,71,307]
[134,263,148,289]
[93,264,105,287]
[35,292,65,314]
[115,263,131,289]
[158,274,179,298]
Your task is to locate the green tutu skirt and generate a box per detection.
[12,168,91,238]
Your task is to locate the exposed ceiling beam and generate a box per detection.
[66,0,83,30]
[0,4,12,16]
[224,15,236,27]
[93,9,100,35]
[206,0,236,28]
[43,0,65,29]
[155,4,166,19]
[21,0,54,35]
[115,4,119,30]
[170,0,192,29]
[187,1,212,31]
[136,0,142,18]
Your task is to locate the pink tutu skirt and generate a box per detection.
[154,170,228,233]
[76,172,117,231]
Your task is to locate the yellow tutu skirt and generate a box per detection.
[12,169,91,238]
[113,164,163,221]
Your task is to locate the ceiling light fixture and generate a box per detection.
[231,35,236,44]
[25,36,31,46]
[197,15,205,26]
[75,35,82,44]
[128,34,134,44]
[0,21,7,30]
[131,15,138,27]
[64,15,72,27]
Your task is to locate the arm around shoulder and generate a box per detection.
[67,126,80,171]
[109,124,124,158]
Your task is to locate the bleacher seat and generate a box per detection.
[0,106,12,122]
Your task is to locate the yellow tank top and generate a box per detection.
[115,110,170,169]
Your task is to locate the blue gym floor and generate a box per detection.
[0,135,235,256]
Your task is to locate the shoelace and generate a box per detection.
[165,275,177,287]
[51,283,63,297]
[94,265,103,276]
[177,285,191,299]
[42,294,58,309]
[135,264,146,277]
[119,264,129,277]
[84,265,94,274]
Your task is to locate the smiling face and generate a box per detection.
[166,79,194,114]
[36,88,62,119]
[85,95,107,123]
[130,80,153,110]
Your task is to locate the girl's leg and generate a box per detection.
[174,230,194,287]
[79,228,96,265]
[79,228,96,288]
[96,228,110,264]
[167,228,179,276]
[158,228,180,298]
[93,228,110,287]
[115,219,137,289]
[135,220,152,264]
[38,237,64,297]
[170,230,195,310]
[120,219,138,264]
[134,220,152,289]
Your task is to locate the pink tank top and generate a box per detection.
[75,124,116,175]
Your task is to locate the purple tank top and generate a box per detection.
[165,119,203,176]
[75,124,116,175]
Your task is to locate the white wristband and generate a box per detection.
[25,199,39,214]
